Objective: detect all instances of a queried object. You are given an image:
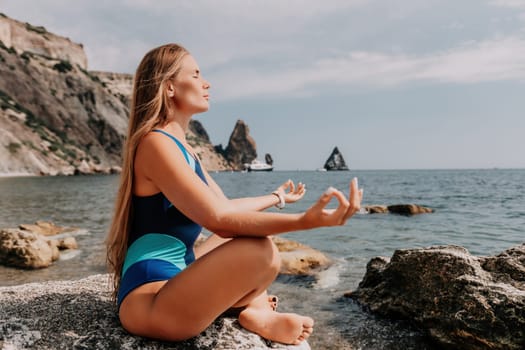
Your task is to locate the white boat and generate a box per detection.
[244,159,273,172]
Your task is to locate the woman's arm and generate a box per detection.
[137,133,362,238]
[201,166,306,212]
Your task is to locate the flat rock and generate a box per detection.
[0,228,59,269]
[0,274,311,350]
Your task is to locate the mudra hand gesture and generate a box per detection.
[302,177,363,228]
[274,179,306,204]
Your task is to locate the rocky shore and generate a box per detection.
[0,274,310,350]
[347,244,525,350]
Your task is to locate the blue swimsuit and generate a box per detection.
[117,129,208,307]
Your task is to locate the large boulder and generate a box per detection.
[346,245,525,350]
[272,236,331,275]
[0,222,80,269]
[0,274,310,350]
[0,228,59,268]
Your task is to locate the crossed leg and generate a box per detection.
[119,236,314,344]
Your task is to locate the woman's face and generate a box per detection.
[171,55,210,115]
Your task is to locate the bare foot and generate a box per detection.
[238,307,314,345]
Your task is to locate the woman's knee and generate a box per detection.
[235,236,281,274]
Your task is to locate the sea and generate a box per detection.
[0,169,524,349]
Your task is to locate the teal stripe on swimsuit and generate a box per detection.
[122,233,187,277]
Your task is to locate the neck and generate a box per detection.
[163,111,192,139]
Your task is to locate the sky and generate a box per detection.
[2,0,525,170]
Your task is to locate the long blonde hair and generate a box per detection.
[106,43,189,301]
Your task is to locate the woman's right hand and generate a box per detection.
[301,177,363,229]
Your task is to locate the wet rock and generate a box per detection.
[347,245,525,350]
[387,204,434,215]
[323,147,349,171]
[0,274,311,350]
[272,236,331,275]
[364,205,389,214]
[18,220,77,236]
[0,228,59,269]
[1,222,81,269]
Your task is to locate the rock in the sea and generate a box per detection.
[346,244,525,350]
[323,147,349,171]
[364,205,389,214]
[1,222,81,269]
[0,274,311,350]
[18,220,77,236]
[272,236,331,275]
[222,119,258,171]
[387,204,434,215]
[364,204,434,215]
[0,228,59,269]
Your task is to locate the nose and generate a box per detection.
[203,79,211,89]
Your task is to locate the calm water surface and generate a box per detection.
[1,169,524,349]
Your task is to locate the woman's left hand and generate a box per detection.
[275,179,306,204]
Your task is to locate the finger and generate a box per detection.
[330,187,350,221]
[344,178,362,220]
[288,180,295,194]
[311,187,337,211]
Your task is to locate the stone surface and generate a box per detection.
[387,204,434,215]
[18,221,77,236]
[0,228,59,269]
[364,204,434,215]
[272,236,331,275]
[0,274,311,350]
[221,119,258,171]
[323,147,349,171]
[1,222,82,269]
[347,244,525,350]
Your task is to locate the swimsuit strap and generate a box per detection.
[152,129,196,171]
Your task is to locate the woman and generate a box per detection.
[106,43,363,345]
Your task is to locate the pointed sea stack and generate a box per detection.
[324,147,349,171]
[222,120,258,170]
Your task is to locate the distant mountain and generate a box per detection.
[0,13,259,175]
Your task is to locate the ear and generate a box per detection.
[166,81,176,98]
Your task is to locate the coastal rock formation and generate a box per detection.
[0,274,311,350]
[0,14,87,69]
[346,245,525,350]
[188,119,231,171]
[0,14,129,176]
[0,228,59,269]
[0,13,232,175]
[272,236,331,275]
[324,147,349,171]
[0,222,80,269]
[221,119,258,171]
[364,204,434,215]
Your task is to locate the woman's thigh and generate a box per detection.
[119,236,280,341]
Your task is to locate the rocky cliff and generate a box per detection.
[0,13,254,175]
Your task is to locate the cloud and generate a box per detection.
[209,37,525,100]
